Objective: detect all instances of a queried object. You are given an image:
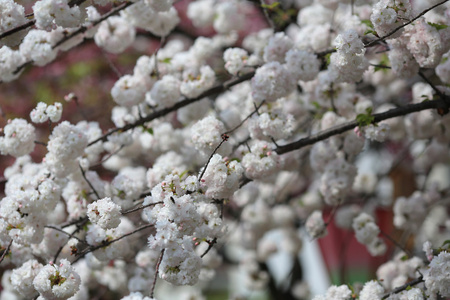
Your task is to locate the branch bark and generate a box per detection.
[275,98,450,155]
[87,71,256,147]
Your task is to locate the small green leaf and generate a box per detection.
[427,22,448,30]
[311,101,321,110]
[400,254,409,261]
[261,2,280,9]
[441,240,450,248]
[364,29,378,36]
[160,57,172,64]
[145,127,154,135]
[356,107,375,127]
[361,19,374,29]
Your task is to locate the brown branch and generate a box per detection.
[87,71,256,147]
[79,164,101,200]
[198,134,230,182]
[151,249,165,298]
[381,276,424,299]
[52,1,133,49]
[0,0,88,42]
[275,98,450,155]
[0,240,13,265]
[122,201,163,215]
[365,0,449,48]
[0,20,35,41]
[200,238,217,258]
[72,223,154,263]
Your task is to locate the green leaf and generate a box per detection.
[361,19,374,29]
[364,29,378,36]
[400,254,409,261]
[145,127,154,135]
[356,107,375,127]
[261,2,280,9]
[427,22,448,30]
[441,240,450,248]
[160,57,172,64]
[311,101,321,110]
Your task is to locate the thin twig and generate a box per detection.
[379,229,412,258]
[365,0,449,48]
[101,49,122,78]
[89,145,125,169]
[79,164,100,200]
[52,1,133,49]
[259,0,276,29]
[73,223,154,263]
[0,240,13,265]
[151,249,165,298]
[122,201,163,215]
[200,238,217,258]
[45,225,86,244]
[224,100,266,135]
[418,71,446,100]
[198,134,230,182]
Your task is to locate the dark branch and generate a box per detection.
[381,276,424,299]
[364,0,449,48]
[275,98,450,155]
[87,71,255,147]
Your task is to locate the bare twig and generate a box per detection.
[122,201,163,215]
[198,134,230,182]
[151,249,165,298]
[0,240,13,265]
[73,223,154,263]
[364,0,449,48]
[200,238,217,258]
[79,164,100,200]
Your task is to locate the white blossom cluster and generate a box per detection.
[329,29,369,83]
[352,212,386,256]
[30,102,63,123]
[1,0,450,299]
[0,118,36,157]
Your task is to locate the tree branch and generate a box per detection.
[364,0,449,48]
[87,71,256,147]
[381,276,424,299]
[275,98,450,155]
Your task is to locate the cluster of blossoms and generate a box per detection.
[30,102,63,123]
[1,0,450,299]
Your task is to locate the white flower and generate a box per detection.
[20,29,57,66]
[111,74,147,107]
[0,46,26,82]
[223,47,249,75]
[11,259,43,298]
[305,210,327,239]
[251,61,297,103]
[94,16,136,54]
[359,280,384,300]
[149,75,181,108]
[187,0,215,28]
[87,197,122,229]
[425,251,450,298]
[352,213,380,245]
[180,65,215,98]
[33,259,81,300]
[0,118,36,157]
